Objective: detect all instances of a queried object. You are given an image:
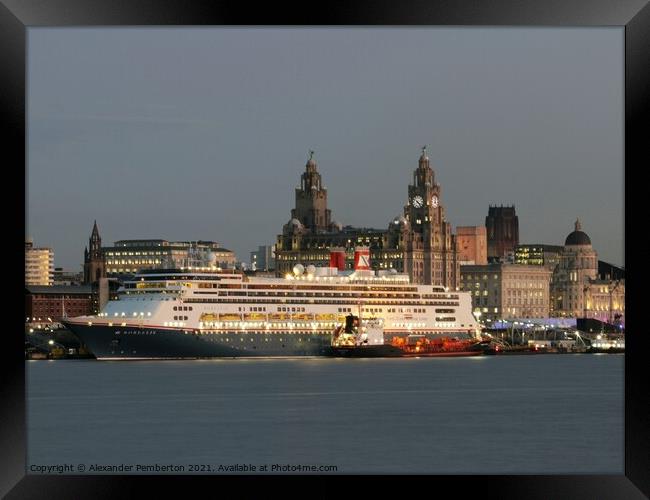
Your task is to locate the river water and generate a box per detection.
[26,354,623,474]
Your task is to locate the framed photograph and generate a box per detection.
[4,1,648,497]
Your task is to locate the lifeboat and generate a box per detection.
[243,313,267,321]
[315,313,337,321]
[219,313,242,321]
[292,313,314,321]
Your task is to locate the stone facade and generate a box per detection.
[291,151,332,233]
[460,263,552,322]
[275,149,460,288]
[583,280,625,325]
[550,219,624,324]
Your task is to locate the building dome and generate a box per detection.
[565,219,591,246]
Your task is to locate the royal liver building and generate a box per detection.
[276,147,460,289]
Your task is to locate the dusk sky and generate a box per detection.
[27,28,623,270]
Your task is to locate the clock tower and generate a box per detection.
[402,147,459,288]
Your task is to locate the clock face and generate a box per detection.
[412,195,424,208]
[431,195,439,208]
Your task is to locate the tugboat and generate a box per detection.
[327,315,484,358]
[327,315,403,357]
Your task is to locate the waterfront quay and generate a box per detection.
[480,318,625,354]
[25,323,94,360]
[24,321,624,360]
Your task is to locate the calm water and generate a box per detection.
[27,355,623,474]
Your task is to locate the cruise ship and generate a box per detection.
[63,248,480,359]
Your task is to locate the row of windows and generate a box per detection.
[183,298,459,307]
[275,306,307,312]
[173,315,189,321]
[504,298,545,306]
[386,308,423,313]
[29,309,89,315]
[173,306,193,311]
[107,260,162,265]
[463,275,497,280]
[217,291,423,299]
[244,286,423,293]
[32,296,92,300]
[462,274,548,283]
[507,290,546,297]
[107,251,166,256]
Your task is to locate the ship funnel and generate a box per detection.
[354,246,370,271]
[329,247,346,271]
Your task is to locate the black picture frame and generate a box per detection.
[3,1,648,497]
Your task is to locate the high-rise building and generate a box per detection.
[456,226,487,265]
[25,239,54,286]
[486,205,519,261]
[275,148,460,288]
[83,221,107,285]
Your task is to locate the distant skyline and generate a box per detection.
[27,27,623,269]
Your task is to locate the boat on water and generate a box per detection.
[327,314,484,358]
[62,247,480,360]
[326,315,404,357]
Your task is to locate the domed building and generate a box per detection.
[550,219,624,325]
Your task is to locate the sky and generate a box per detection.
[27,27,624,270]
